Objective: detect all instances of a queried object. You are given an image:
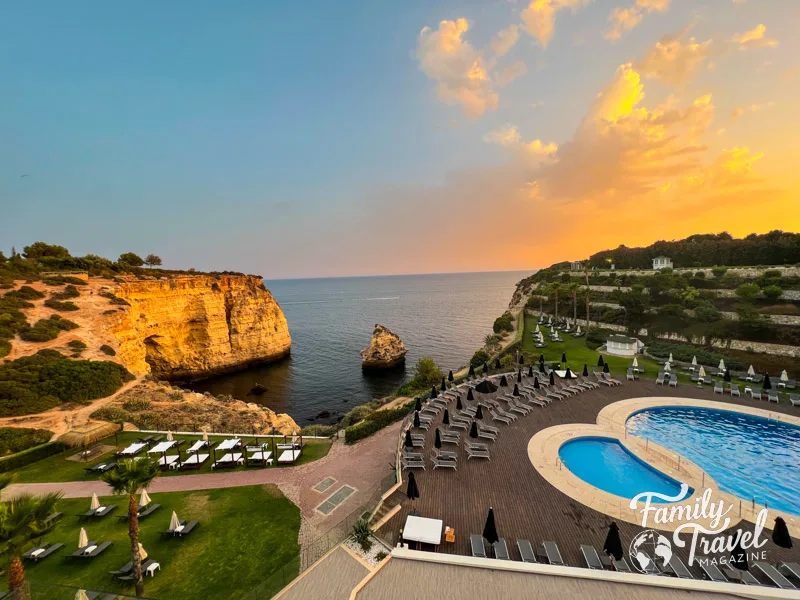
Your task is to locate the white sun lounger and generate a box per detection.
[278,449,302,463]
[157,455,180,469]
[248,451,274,465]
[186,440,209,454]
[212,452,243,468]
[180,453,209,468]
[148,441,178,454]
[119,442,146,456]
[216,438,241,451]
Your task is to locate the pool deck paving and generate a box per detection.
[275,545,371,600]
[381,378,800,583]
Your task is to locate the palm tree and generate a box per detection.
[584,266,591,326]
[552,283,561,321]
[0,474,62,600]
[102,459,159,597]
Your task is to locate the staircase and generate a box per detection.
[370,489,404,532]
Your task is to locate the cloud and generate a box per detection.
[530,101,545,109]
[525,139,559,155]
[605,0,671,41]
[484,124,558,156]
[491,25,520,57]
[520,0,589,48]
[636,26,713,85]
[733,24,778,49]
[484,125,522,147]
[496,61,528,86]
[729,101,775,121]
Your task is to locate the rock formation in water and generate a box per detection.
[107,275,291,381]
[360,324,407,369]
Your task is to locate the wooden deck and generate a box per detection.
[382,378,800,582]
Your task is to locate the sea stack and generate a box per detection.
[360,324,407,370]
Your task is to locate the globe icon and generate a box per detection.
[629,530,672,574]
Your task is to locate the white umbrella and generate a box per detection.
[535,324,540,333]
[89,493,100,511]
[668,353,674,363]
[698,366,706,379]
[75,590,89,600]
[202,430,208,442]
[780,370,789,382]
[632,357,639,368]
[718,359,726,372]
[747,364,755,376]
[138,542,148,561]
[140,489,151,507]
[166,431,174,441]
[664,362,671,372]
[78,527,88,549]
[169,511,181,532]
[691,356,697,366]
[576,326,582,334]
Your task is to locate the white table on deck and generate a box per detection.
[402,515,443,545]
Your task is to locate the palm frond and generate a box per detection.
[101,458,158,495]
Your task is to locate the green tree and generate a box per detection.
[762,285,783,301]
[0,251,6,264]
[735,283,760,301]
[617,287,650,335]
[144,254,162,269]
[470,349,490,369]
[411,357,443,389]
[118,252,144,267]
[21,242,70,261]
[679,286,701,307]
[0,474,63,599]
[101,459,159,598]
[711,266,728,278]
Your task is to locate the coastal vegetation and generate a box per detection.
[492,312,514,334]
[395,356,443,398]
[0,427,52,456]
[18,314,79,342]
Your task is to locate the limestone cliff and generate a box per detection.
[360,324,407,369]
[107,275,291,381]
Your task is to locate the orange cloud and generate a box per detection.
[733,24,778,49]
[484,125,558,156]
[496,61,528,86]
[637,26,713,85]
[605,0,671,41]
[729,101,775,121]
[491,25,520,57]
[521,0,590,48]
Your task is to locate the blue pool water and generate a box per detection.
[558,437,689,503]
[626,407,800,515]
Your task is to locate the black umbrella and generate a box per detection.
[475,380,498,394]
[413,411,421,428]
[603,362,610,374]
[476,405,484,420]
[764,374,772,390]
[448,370,454,382]
[598,355,605,367]
[456,396,463,411]
[406,472,420,501]
[414,397,422,412]
[469,421,479,439]
[533,377,540,389]
[482,507,499,545]
[434,428,442,450]
[482,362,488,375]
[538,362,545,374]
[565,366,572,379]
[724,369,732,382]
[603,523,623,561]
[561,352,567,363]
[441,377,447,392]
[582,364,589,377]
[499,375,508,387]
[494,358,501,370]
[513,384,521,396]
[404,430,413,449]
[467,388,475,401]
[518,354,525,365]
[772,517,793,549]
[549,371,555,385]
[527,365,534,377]
[539,354,545,364]
[729,534,749,571]
[431,386,438,399]
[443,409,450,425]
[517,370,522,383]
[468,364,476,378]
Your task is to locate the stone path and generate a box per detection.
[4,421,401,535]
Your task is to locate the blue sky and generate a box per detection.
[2,1,798,278]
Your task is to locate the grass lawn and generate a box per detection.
[14,432,332,484]
[13,485,300,599]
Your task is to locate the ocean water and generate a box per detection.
[188,271,527,425]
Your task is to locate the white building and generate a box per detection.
[606,334,641,357]
[570,261,583,271]
[652,256,673,270]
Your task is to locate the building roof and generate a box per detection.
[607,334,637,344]
[653,256,671,260]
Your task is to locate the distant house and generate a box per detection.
[606,334,642,357]
[652,256,673,270]
[570,261,583,271]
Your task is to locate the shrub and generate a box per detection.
[44,299,79,311]
[19,315,79,342]
[646,341,741,370]
[735,283,760,300]
[375,551,388,562]
[67,340,87,351]
[470,349,490,369]
[352,518,373,551]
[5,286,44,300]
[694,271,706,279]
[493,312,514,334]
[0,427,52,456]
[0,442,68,473]
[396,357,443,397]
[711,267,728,278]
[99,344,116,356]
[762,285,783,301]
[344,402,414,444]
[99,291,130,306]
[0,350,134,416]
[122,397,152,412]
[585,328,616,350]
[0,339,10,358]
[91,407,130,422]
[52,284,80,300]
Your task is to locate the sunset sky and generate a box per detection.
[2,1,799,278]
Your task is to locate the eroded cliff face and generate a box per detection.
[107,275,291,381]
[360,324,407,369]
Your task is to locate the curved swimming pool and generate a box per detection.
[626,406,800,515]
[558,436,689,503]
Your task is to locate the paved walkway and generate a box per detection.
[5,421,401,535]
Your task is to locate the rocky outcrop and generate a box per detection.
[360,324,407,369]
[106,275,291,381]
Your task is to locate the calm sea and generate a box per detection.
[188,271,527,425]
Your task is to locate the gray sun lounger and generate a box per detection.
[753,562,795,589]
[470,535,487,558]
[467,448,490,460]
[613,557,632,573]
[580,545,604,569]
[435,450,458,461]
[768,390,779,403]
[723,567,761,586]
[432,457,457,470]
[71,541,112,559]
[730,383,741,397]
[517,539,537,563]
[714,381,724,394]
[116,559,158,583]
[494,538,510,560]
[698,557,728,582]
[401,458,425,470]
[477,429,497,442]
[490,410,512,425]
[666,555,695,579]
[540,541,565,566]
[779,562,800,581]
[23,542,63,562]
[789,394,800,407]
[668,376,678,387]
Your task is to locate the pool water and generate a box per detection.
[626,406,800,515]
[559,437,689,503]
